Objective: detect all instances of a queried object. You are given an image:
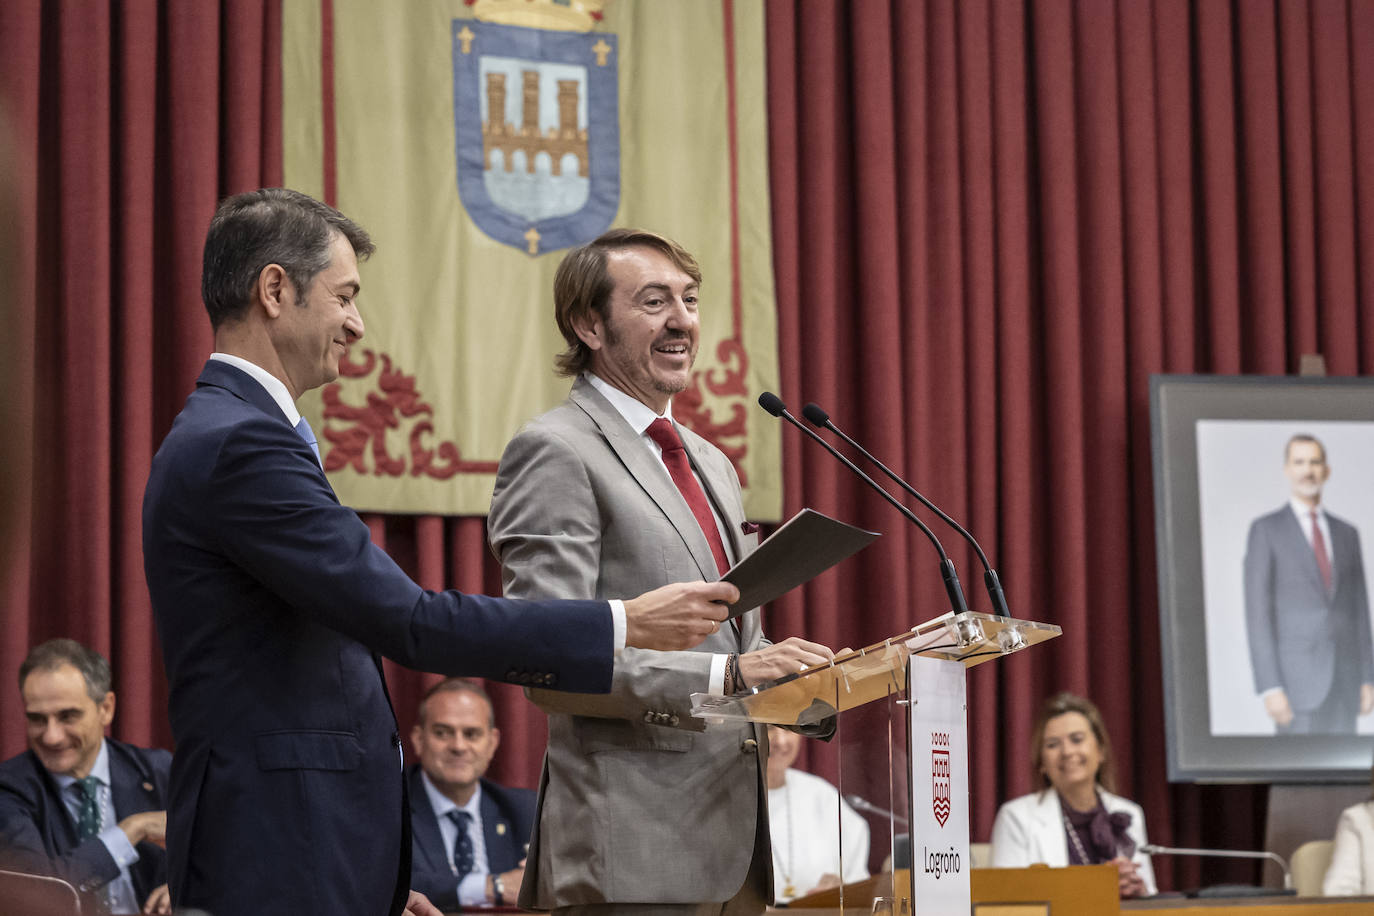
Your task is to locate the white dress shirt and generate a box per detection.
[55,740,141,914]
[420,772,491,906]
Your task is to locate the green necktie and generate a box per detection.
[75,776,102,838]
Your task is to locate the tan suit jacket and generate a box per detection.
[489,376,769,908]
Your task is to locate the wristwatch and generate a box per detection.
[491,873,506,905]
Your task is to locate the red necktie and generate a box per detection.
[1312,509,1333,594]
[646,418,731,575]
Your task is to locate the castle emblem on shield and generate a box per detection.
[452,0,619,256]
[931,732,951,828]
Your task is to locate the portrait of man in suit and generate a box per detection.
[407,678,533,911]
[0,639,171,914]
[1243,433,1374,734]
[488,228,835,914]
[141,191,734,916]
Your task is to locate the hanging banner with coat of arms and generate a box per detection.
[282,0,782,520]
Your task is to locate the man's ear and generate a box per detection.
[256,264,290,319]
[571,311,604,353]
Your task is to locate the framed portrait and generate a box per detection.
[1151,374,1374,782]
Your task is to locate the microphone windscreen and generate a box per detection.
[758,391,786,417]
[801,402,830,426]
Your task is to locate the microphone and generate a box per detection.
[1139,844,1294,893]
[758,392,969,615]
[801,401,1011,618]
[845,793,909,826]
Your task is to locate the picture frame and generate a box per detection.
[1151,374,1374,782]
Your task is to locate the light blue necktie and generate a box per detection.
[294,416,323,468]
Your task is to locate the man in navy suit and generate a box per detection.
[142,188,735,916]
[1244,433,1374,734]
[0,639,171,913]
[407,679,533,910]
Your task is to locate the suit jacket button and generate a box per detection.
[391,731,401,746]
[742,738,759,754]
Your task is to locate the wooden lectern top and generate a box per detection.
[692,611,1062,726]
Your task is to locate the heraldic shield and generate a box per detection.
[451,20,620,256]
[931,732,952,828]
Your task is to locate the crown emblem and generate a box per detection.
[466,0,606,32]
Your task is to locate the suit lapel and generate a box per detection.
[569,378,719,581]
[681,430,763,649]
[1278,507,1332,596]
[1327,513,1354,595]
[32,754,80,850]
[478,785,515,873]
[108,741,146,825]
[407,769,447,874]
[1034,792,1070,866]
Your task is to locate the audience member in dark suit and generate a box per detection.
[1244,433,1373,734]
[0,639,171,914]
[141,189,735,916]
[408,679,534,911]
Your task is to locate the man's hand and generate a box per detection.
[488,860,526,903]
[1263,689,1294,727]
[118,810,166,848]
[624,581,738,650]
[739,637,835,687]
[141,883,172,914]
[1112,857,1147,898]
[1361,683,1374,716]
[404,890,443,916]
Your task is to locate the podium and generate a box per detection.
[693,610,1061,914]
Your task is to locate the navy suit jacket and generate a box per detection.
[0,739,170,907]
[406,766,534,911]
[142,360,613,916]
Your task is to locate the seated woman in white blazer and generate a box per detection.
[990,692,1157,898]
[1322,756,1374,895]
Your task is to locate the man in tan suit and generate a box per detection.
[488,229,834,914]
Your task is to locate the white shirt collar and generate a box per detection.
[54,738,109,791]
[585,372,673,436]
[420,770,483,819]
[210,353,301,425]
[1290,498,1324,523]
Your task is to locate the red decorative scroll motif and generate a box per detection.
[675,338,750,486]
[320,348,499,479]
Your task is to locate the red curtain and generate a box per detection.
[5,0,1374,895]
[0,0,282,743]
[766,0,1374,889]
